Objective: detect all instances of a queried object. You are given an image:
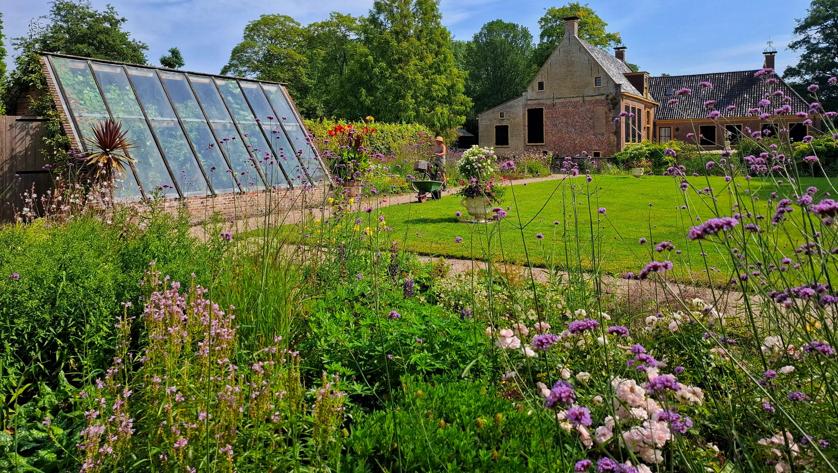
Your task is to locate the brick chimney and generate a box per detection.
[763,45,777,70]
[615,46,627,63]
[564,16,580,38]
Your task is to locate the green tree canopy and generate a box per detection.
[533,2,621,68]
[221,15,311,112]
[303,13,364,117]
[4,0,148,113]
[465,20,534,114]
[784,0,838,111]
[353,0,471,134]
[160,47,185,69]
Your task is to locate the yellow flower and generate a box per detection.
[364,227,373,236]
[353,224,360,232]
[366,115,375,123]
[348,197,355,205]
[327,197,335,205]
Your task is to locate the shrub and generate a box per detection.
[793,135,838,176]
[345,377,572,471]
[613,141,676,174]
[299,284,490,408]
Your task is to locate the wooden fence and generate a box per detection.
[0,116,49,221]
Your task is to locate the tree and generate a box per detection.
[784,0,838,111]
[533,2,621,68]
[222,15,310,111]
[352,0,471,133]
[303,13,364,117]
[464,20,534,114]
[4,0,148,113]
[160,47,184,69]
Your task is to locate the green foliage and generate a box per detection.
[784,0,838,111]
[793,135,838,175]
[222,15,310,111]
[355,0,471,133]
[299,281,490,407]
[4,0,148,113]
[464,20,535,114]
[613,141,676,173]
[345,377,572,471]
[159,46,184,69]
[533,2,622,67]
[0,210,220,397]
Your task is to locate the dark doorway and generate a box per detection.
[527,108,544,144]
[699,125,716,146]
[789,123,807,142]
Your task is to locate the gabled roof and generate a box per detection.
[649,71,810,120]
[579,39,642,96]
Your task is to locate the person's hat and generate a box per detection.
[434,136,444,142]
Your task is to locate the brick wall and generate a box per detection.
[128,186,331,225]
[525,97,619,157]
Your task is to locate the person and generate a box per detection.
[430,136,448,199]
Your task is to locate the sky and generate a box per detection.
[2,0,812,77]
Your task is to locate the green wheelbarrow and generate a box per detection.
[411,180,444,202]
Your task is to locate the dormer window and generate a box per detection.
[537,81,545,91]
[594,76,602,87]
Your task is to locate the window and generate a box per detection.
[537,81,545,91]
[499,111,505,119]
[594,76,602,87]
[526,108,544,144]
[699,125,717,146]
[789,123,807,142]
[592,151,601,158]
[659,127,672,143]
[724,124,742,145]
[495,125,509,146]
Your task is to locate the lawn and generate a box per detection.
[374,174,833,284]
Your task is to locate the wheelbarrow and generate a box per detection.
[411,179,444,202]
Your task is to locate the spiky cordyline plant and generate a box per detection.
[83,118,134,186]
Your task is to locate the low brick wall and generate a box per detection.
[128,185,332,225]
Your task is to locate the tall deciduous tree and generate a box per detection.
[354,0,471,134]
[160,47,185,69]
[221,15,311,110]
[784,0,838,111]
[304,13,364,117]
[4,0,148,113]
[465,20,534,114]
[533,2,621,68]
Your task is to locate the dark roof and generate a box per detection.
[649,70,809,120]
[580,40,642,96]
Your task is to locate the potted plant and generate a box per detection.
[457,146,503,222]
[630,158,651,177]
[325,121,374,196]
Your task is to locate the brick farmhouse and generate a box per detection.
[478,16,811,158]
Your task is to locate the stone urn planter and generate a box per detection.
[630,167,645,177]
[461,196,493,222]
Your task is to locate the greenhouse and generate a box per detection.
[42,53,328,200]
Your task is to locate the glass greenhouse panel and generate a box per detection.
[215,79,289,189]
[158,72,237,193]
[261,84,325,181]
[126,67,209,196]
[188,75,265,191]
[239,82,308,186]
[91,63,178,197]
[49,57,142,200]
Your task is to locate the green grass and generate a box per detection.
[373,175,832,284]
